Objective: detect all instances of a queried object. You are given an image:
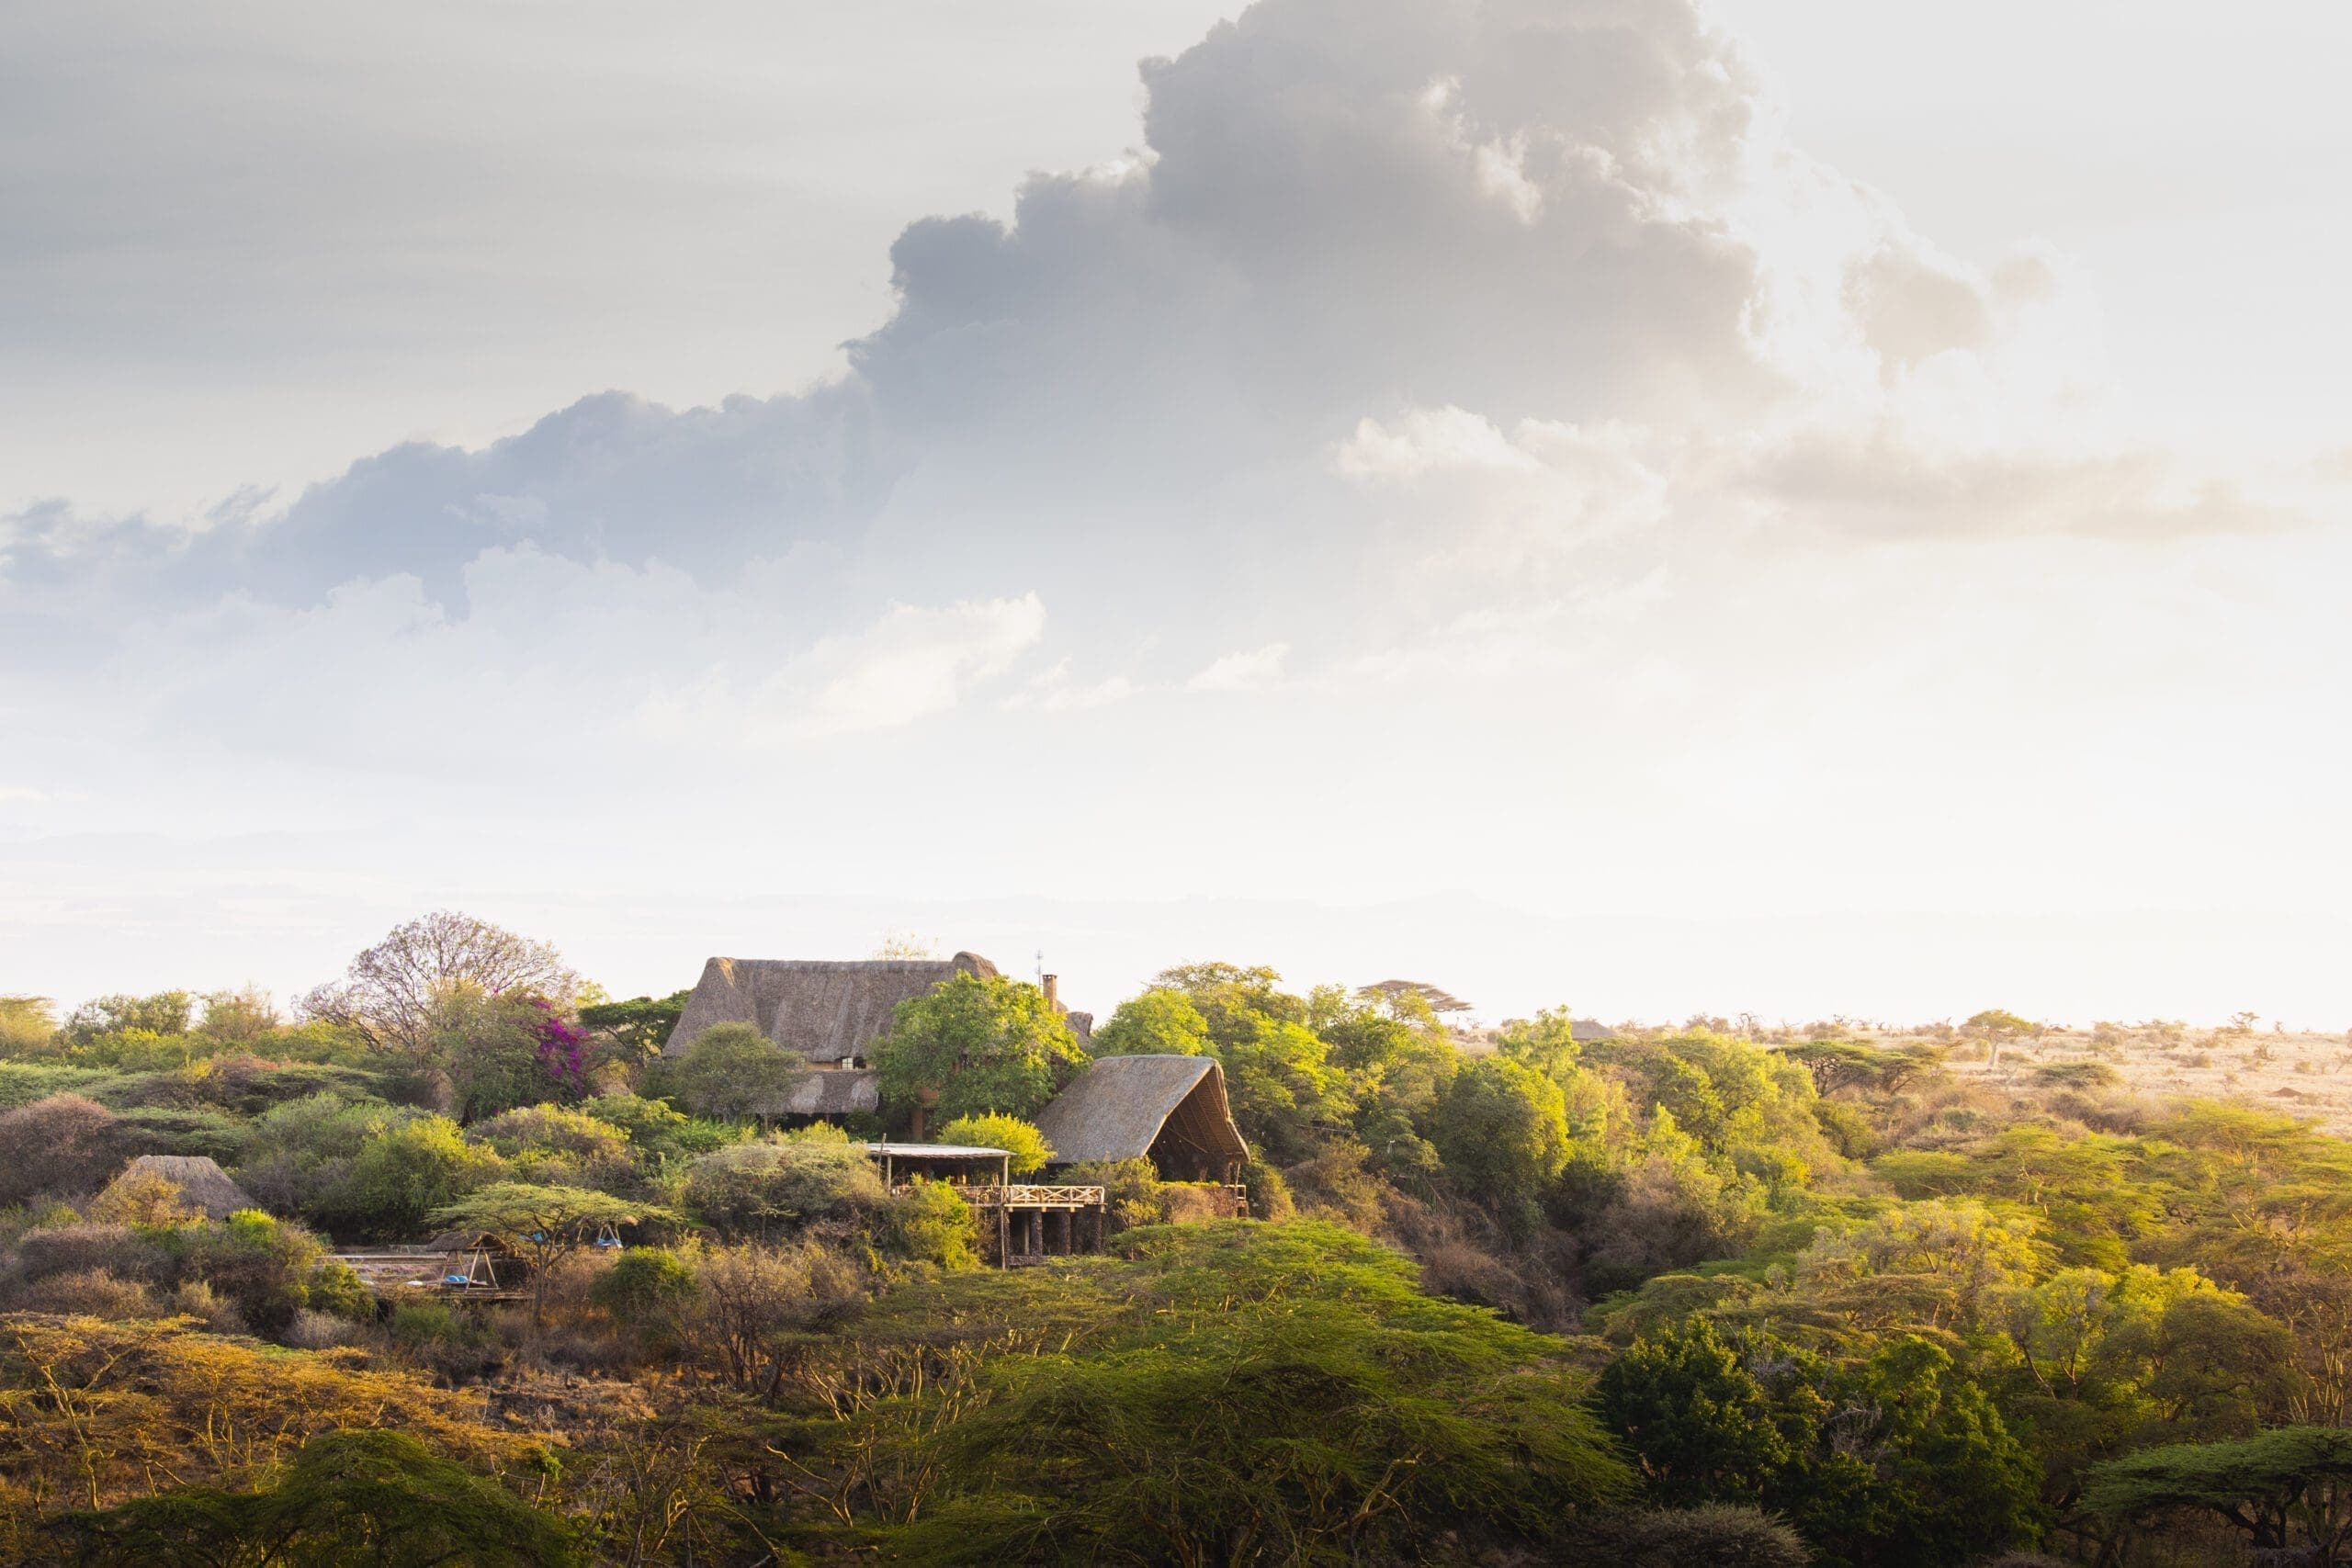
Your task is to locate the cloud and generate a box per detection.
[1187,643,1290,692]
[1,0,2340,827]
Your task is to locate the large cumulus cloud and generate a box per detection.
[2,0,2336,778]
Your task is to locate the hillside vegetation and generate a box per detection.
[3,924,2350,1564]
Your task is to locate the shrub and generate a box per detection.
[330,1114,505,1241]
[468,1103,634,1179]
[684,1241,866,1394]
[0,1093,129,1205]
[582,1092,739,1158]
[20,1268,167,1318]
[591,1246,699,1327]
[13,1223,169,1289]
[1064,1157,1165,1230]
[283,1308,360,1350]
[1577,1505,1811,1567]
[683,1138,883,1241]
[933,1111,1053,1176]
[880,1178,978,1271]
[668,1023,806,1122]
[1238,1157,1295,1222]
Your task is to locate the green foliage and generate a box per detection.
[1087,986,1210,1057]
[0,1059,110,1108]
[2080,1427,2352,1558]
[57,1427,581,1567]
[575,988,689,1063]
[430,986,571,1122]
[430,1180,678,1325]
[1148,963,1349,1162]
[581,1090,740,1157]
[0,995,57,1057]
[333,1112,506,1241]
[933,1111,1051,1176]
[1600,1319,2045,1567]
[857,1222,1626,1562]
[466,1102,633,1180]
[683,1137,883,1240]
[62,991,194,1046]
[1425,1057,1568,1224]
[667,1022,807,1122]
[872,973,1083,1122]
[591,1246,699,1325]
[878,1177,978,1270]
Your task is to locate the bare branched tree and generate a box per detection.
[300,909,578,1055]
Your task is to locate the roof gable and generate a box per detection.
[1033,1054,1250,1168]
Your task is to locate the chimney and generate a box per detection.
[1042,973,1060,1010]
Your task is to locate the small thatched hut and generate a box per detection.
[1033,1055,1250,1183]
[107,1155,257,1221]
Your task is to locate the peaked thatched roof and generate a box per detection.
[666,952,1000,1065]
[111,1155,257,1221]
[1033,1055,1250,1170]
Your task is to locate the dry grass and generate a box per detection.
[1891,1023,2352,1135]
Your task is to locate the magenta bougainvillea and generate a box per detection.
[529,998,592,1093]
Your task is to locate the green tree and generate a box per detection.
[872,973,1082,1122]
[1426,1057,1569,1223]
[933,1111,1053,1176]
[0,995,58,1057]
[2080,1427,2352,1561]
[668,1022,808,1123]
[431,986,574,1122]
[1600,1322,2042,1567]
[1493,1005,1585,1084]
[330,1113,504,1242]
[430,1181,676,1327]
[1596,1320,1798,1508]
[576,989,691,1065]
[61,991,194,1046]
[1089,987,1211,1057]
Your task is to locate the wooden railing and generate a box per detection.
[891,1183,1105,1208]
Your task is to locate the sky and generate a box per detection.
[5,0,2349,1029]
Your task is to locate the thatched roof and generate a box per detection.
[771,1067,880,1118]
[111,1155,257,1221]
[666,952,999,1065]
[1033,1055,1250,1171]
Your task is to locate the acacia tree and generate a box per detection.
[302,910,579,1055]
[2082,1427,2352,1562]
[430,1182,676,1326]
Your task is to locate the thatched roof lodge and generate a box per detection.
[1033,1055,1250,1183]
[664,951,1093,1122]
[107,1155,257,1221]
[668,952,1003,1066]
